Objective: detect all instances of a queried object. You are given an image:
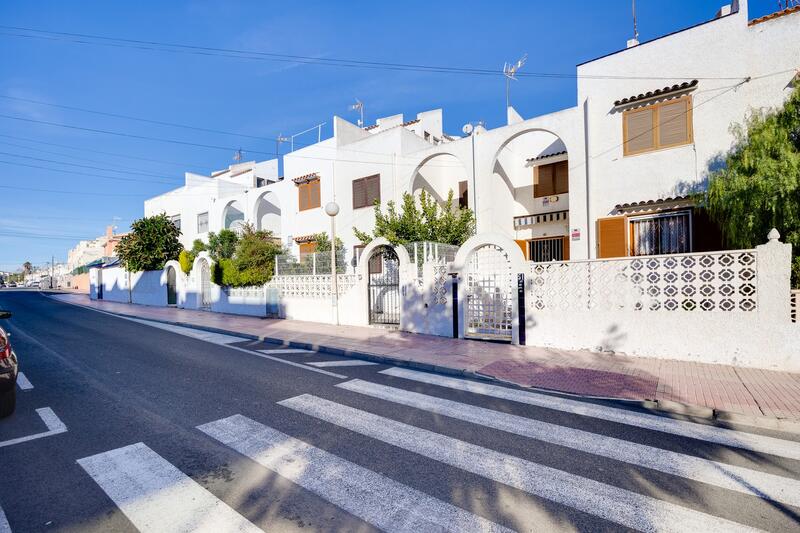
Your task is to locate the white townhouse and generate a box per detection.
[145,0,800,266]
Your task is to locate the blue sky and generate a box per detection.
[0,0,780,270]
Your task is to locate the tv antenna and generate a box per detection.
[503,53,527,110]
[632,0,639,42]
[349,99,365,127]
[233,148,243,162]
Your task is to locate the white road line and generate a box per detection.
[280,394,758,533]
[125,318,248,345]
[257,348,315,355]
[77,442,260,533]
[0,408,68,448]
[116,316,345,379]
[15,372,33,390]
[381,367,800,461]
[198,414,511,533]
[307,360,378,368]
[0,505,11,533]
[339,379,800,508]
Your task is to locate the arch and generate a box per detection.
[222,199,245,231]
[357,238,412,328]
[453,233,526,344]
[408,152,470,207]
[253,190,281,236]
[357,237,412,279]
[192,252,214,310]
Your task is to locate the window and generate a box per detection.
[623,96,692,156]
[352,174,381,209]
[299,242,317,260]
[534,161,568,198]
[529,237,570,262]
[458,180,469,209]
[629,211,691,256]
[353,245,366,265]
[298,179,321,211]
[169,214,181,231]
[197,212,209,233]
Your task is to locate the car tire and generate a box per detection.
[0,387,15,418]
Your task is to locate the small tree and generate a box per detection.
[212,223,283,286]
[312,232,344,254]
[705,85,800,287]
[116,214,183,272]
[22,261,32,274]
[179,239,207,274]
[354,189,475,246]
[207,229,239,261]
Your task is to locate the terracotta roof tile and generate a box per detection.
[614,80,698,107]
[526,150,567,162]
[614,195,694,211]
[749,5,800,26]
[292,172,320,185]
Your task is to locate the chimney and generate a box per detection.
[626,38,639,48]
[105,225,113,238]
[715,4,732,18]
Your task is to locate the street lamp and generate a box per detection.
[325,201,340,325]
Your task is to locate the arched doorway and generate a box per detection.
[199,259,212,310]
[464,244,514,341]
[166,266,177,305]
[410,153,469,208]
[366,246,400,326]
[222,200,245,231]
[254,191,281,236]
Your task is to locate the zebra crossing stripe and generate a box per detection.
[0,505,11,533]
[339,379,800,508]
[380,367,800,461]
[198,414,512,533]
[16,372,33,390]
[77,442,261,533]
[280,394,759,533]
[307,360,378,367]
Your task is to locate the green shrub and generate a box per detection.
[178,250,192,274]
[116,214,183,271]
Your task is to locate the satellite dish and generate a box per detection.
[462,123,474,135]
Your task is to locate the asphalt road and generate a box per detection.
[0,289,799,532]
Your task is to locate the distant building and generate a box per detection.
[67,226,127,273]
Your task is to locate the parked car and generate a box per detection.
[0,311,17,418]
[6,282,16,288]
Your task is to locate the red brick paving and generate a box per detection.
[52,293,800,421]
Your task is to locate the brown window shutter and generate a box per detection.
[534,164,555,197]
[624,107,655,155]
[514,239,529,260]
[298,184,307,211]
[659,98,690,147]
[562,235,570,261]
[367,174,380,205]
[554,161,569,194]
[597,217,628,258]
[309,180,321,209]
[299,242,317,259]
[352,178,366,208]
[458,180,468,208]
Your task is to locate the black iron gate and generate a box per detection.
[367,247,400,326]
[167,267,177,305]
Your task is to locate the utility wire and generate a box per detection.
[0,149,182,180]
[0,25,752,81]
[0,159,180,185]
[0,94,280,142]
[0,133,211,170]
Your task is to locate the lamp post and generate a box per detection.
[325,201,340,325]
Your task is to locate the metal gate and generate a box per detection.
[200,260,211,309]
[367,247,400,326]
[167,267,177,305]
[465,244,513,341]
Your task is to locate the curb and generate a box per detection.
[46,293,800,434]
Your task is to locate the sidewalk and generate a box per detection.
[51,292,800,425]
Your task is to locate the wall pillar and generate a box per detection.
[756,228,792,324]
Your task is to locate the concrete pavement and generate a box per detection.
[50,292,800,424]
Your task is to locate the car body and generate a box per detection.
[0,311,17,417]
[6,282,16,288]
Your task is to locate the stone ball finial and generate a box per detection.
[767,228,780,242]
